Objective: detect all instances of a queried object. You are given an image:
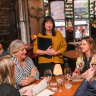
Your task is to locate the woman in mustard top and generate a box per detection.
[33,16,67,76]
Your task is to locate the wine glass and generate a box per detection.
[64,67,72,89]
[56,75,64,92]
[44,69,52,87]
[64,67,72,81]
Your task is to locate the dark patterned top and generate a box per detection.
[0,83,20,96]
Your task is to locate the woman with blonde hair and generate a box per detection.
[73,36,96,75]
[0,55,20,96]
[8,39,39,88]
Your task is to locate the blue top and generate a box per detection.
[74,80,96,96]
[0,50,8,57]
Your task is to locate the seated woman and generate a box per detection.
[8,39,39,88]
[73,36,96,76]
[0,55,20,96]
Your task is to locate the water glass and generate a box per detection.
[65,80,72,89]
[50,81,57,91]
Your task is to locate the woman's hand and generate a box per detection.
[73,68,81,75]
[20,89,33,96]
[46,46,60,56]
[84,67,95,81]
[20,67,38,86]
[20,77,32,86]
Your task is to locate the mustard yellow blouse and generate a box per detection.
[33,31,67,64]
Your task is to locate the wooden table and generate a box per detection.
[33,77,82,96]
[50,77,82,96]
[68,42,80,45]
[64,50,81,59]
[53,81,81,96]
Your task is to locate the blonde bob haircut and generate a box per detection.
[0,55,16,86]
[8,39,25,56]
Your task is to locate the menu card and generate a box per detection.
[19,79,54,96]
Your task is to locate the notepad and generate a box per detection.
[37,37,52,58]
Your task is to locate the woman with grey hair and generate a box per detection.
[8,39,39,88]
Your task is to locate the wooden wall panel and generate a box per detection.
[28,0,44,37]
[0,0,20,48]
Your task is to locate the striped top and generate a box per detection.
[11,56,39,85]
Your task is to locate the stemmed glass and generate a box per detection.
[55,75,64,92]
[64,67,72,81]
[44,69,52,87]
[53,64,64,92]
[64,67,72,89]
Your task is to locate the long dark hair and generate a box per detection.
[42,16,56,36]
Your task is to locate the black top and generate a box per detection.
[0,83,20,96]
[82,57,92,73]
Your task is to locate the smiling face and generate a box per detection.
[80,39,90,53]
[45,20,53,31]
[14,44,27,60]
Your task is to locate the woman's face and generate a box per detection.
[80,39,90,53]
[15,44,27,60]
[45,20,53,31]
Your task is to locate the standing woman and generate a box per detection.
[8,39,39,88]
[0,55,20,96]
[33,16,67,76]
[73,36,96,75]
